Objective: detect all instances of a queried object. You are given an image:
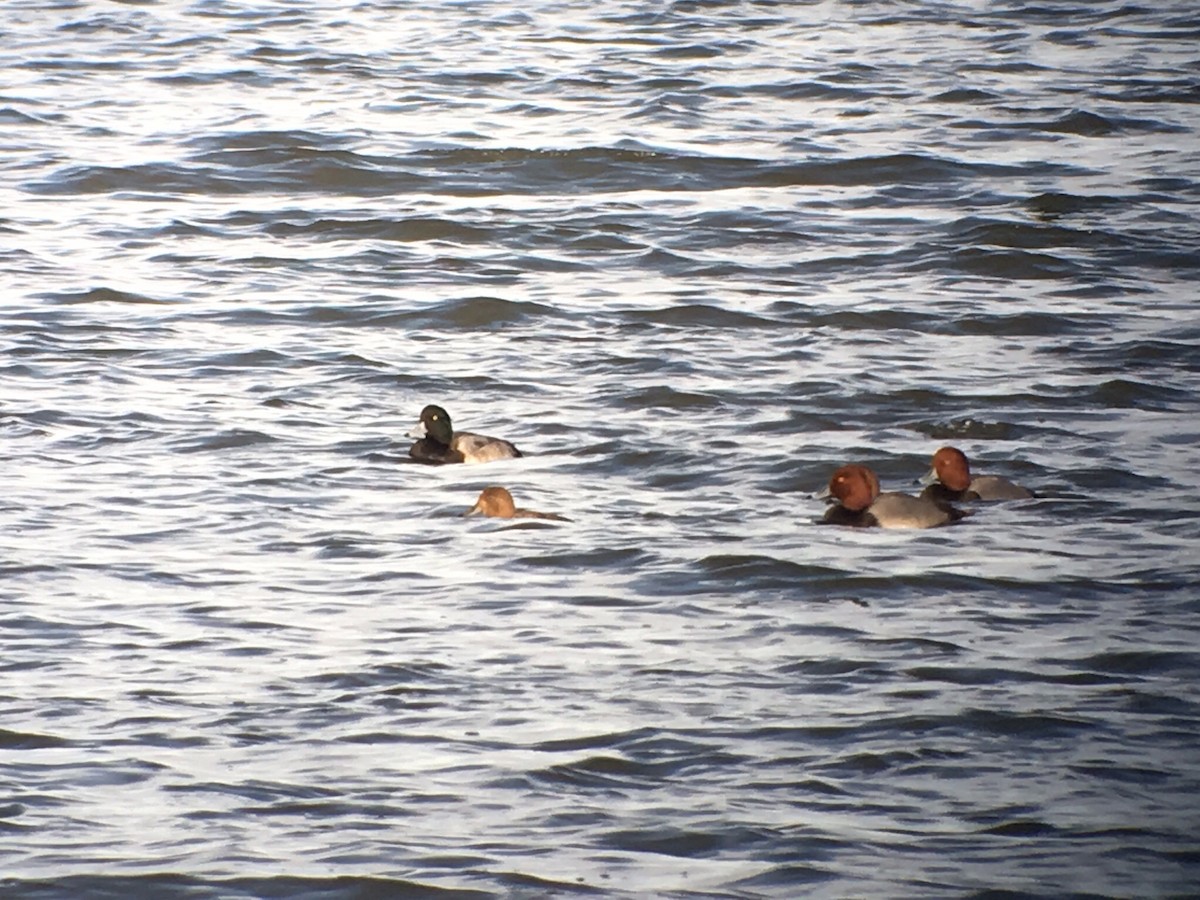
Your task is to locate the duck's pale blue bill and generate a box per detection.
[813,485,833,502]
[917,466,938,486]
[407,421,427,439]
[463,504,482,518]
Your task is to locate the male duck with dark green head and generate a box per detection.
[407,404,523,464]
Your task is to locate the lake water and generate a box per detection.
[3,2,1200,898]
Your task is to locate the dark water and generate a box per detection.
[3,2,1200,897]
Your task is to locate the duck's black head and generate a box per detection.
[417,404,453,446]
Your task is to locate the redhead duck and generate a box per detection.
[408,404,522,465]
[919,446,1033,502]
[822,463,966,529]
[464,487,569,521]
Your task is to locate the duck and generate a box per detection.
[408,404,522,465]
[464,487,569,521]
[821,463,966,529]
[918,446,1034,502]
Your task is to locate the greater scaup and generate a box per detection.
[408,404,522,465]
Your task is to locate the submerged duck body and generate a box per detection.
[919,446,1033,502]
[408,404,522,465]
[823,463,965,529]
[464,487,568,521]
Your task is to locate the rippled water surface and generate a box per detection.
[3,1,1200,897]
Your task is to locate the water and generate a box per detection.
[3,2,1200,897]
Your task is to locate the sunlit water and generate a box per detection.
[3,2,1200,898]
